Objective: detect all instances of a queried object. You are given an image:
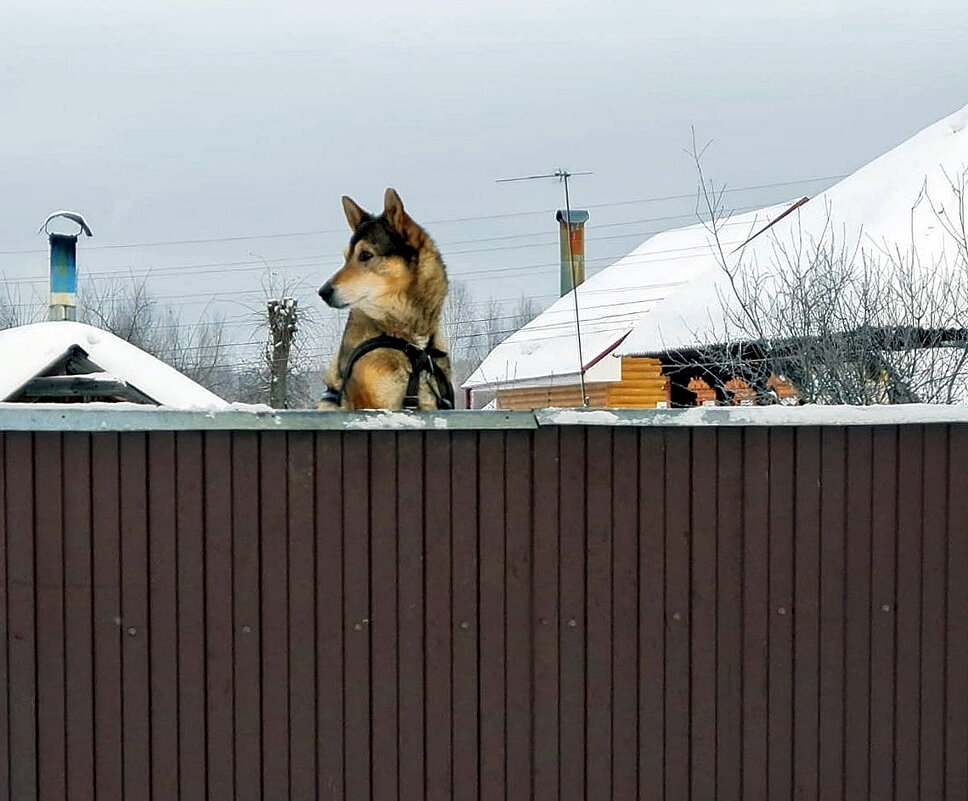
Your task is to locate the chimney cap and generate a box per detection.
[38,211,93,238]
[556,209,589,225]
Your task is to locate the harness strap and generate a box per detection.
[325,334,454,411]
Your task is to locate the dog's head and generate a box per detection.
[318,188,427,316]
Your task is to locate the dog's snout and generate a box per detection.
[318,282,335,305]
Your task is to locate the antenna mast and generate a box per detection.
[496,168,592,406]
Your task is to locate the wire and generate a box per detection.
[0,172,841,256]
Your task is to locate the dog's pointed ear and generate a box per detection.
[341,195,370,231]
[383,188,424,248]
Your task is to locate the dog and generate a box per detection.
[317,188,454,411]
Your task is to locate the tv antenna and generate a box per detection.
[496,168,593,406]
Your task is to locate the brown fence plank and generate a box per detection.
[532,428,560,801]
[91,433,122,801]
[148,432,179,801]
[844,428,873,801]
[370,432,400,801]
[232,432,262,801]
[504,430,532,801]
[690,427,717,801]
[664,428,691,801]
[742,428,769,801]
[895,425,924,801]
[176,433,207,800]
[478,431,506,801]
[818,428,848,801]
[34,434,66,801]
[424,431,452,801]
[611,429,639,801]
[558,426,587,801]
[946,425,968,801]
[119,434,151,801]
[7,432,37,801]
[868,427,898,801]
[342,432,371,801]
[62,434,94,801]
[586,428,613,801]
[259,432,290,801]
[715,428,743,801]
[639,429,665,801]
[768,429,795,801]
[288,432,317,801]
[793,428,822,801]
[205,431,236,801]
[395,432,423,801]
[0,436,7,801]
[315,432,344,801]
[451,431,479,801]
[920,425,948,800]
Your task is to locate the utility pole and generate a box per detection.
[497,168,592,406]
[266,296,298,409]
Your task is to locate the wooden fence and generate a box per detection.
[0,408,966,800]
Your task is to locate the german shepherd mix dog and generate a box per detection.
[317,188,455,411]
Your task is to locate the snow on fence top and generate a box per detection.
[1,403,968,431]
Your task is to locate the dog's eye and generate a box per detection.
[358,250,373,263]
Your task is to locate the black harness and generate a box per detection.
[321,334,455,411]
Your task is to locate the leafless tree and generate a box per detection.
[683,135,968,405]
[77,276,232,396]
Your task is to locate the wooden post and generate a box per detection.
[267,297,297,409]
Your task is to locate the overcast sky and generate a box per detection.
[1,0,966,355]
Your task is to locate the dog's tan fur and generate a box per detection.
[317,188,452,410]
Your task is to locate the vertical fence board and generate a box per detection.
[946,425,968,801]
[920,425,948,801]
[638,429,665,801]
[611,429,639,801]
[532,428,560,801]
[342,433,371,801]
[478,431,506,801]
[232,432,262,801]
[315,432,344,801]
[0,436,7,801]
[505,431,533,801]
[451,432,479,801]
[895,425,924,801]
[205,432,236,801]
[768,429,795,801]
[34,434,65,801]
[665,428,692,801]
[424,431,452,801]
[395,433,423,801]
[715,427,743,801]
[91,433,122,801]
[818,427,847,801]
[558,426,587,801]
[868,426,898,801]
[119,434,151,801]
[176,433,207,801]
[742,428,769,801]
[690,427,718,801]
[792,428,822,801]
[370,432,400,801]
[148,432,179,801]
[844,428,873,801]
[288,432,317,801]
[586,428,613,801]
[62,434,94,801]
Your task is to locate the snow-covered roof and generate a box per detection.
[618,101,968,357]
[463,200,798,389]
[0,321,229,409]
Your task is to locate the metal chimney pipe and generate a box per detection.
[39,211,92,322]
[556,209,589,296]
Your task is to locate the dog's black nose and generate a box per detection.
[318,282,335,305]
